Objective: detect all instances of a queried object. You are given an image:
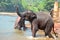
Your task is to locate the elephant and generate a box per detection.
[14,6,26,30]
[15,7,57,38]
[23,11,57,38]
[14,6,36,31]
[14,7,54,31]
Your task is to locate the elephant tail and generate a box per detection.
[16,6,22,17]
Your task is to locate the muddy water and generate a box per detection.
[0,15,60,40]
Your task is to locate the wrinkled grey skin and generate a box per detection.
[15,6,36,31]
[24,11,57,38]
[15,7,57,39]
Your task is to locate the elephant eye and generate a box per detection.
[24,15,26,17]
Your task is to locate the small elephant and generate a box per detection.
[24,11,57,38]
[14,7,26,30]
[14,6,36,31]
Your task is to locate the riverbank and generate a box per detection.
[0,12,17,16]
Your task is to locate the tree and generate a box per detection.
[0,0,55,12]
[44,0,54,11]
[21,0,54,12]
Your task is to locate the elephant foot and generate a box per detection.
[14,26,18,29]
[23,27,27,31]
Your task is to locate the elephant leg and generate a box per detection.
[18,24,22,30]
[44,21,53,38]
[18,20,22,30]
[45,27,52,38]
[31,24,38,37]
[45,21,57,39]
[23,24,26,31]
[14,16,21,29]
[22,20,27,31]
[14,22,22,30]
[19,26,21,30]
[14,24,18,29]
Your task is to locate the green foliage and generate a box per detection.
[44,0,54,11]
[37,0,46,11]
[21,0,55,12]
[59,2,60,7]
[0,0,55,12]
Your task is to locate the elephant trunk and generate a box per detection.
[16,6,22,17]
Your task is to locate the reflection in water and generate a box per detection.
[0,15,59,40]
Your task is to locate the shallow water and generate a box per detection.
[0,15,60,40]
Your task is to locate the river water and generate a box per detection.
[0,15,60,40]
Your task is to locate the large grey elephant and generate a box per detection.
[21,11,57,38]
[15,7,57,39]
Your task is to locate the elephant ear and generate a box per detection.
[31,13,37,19]
[50,9,53,17]
[16,6,22,17]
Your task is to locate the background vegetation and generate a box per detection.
[0,0,60,12]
